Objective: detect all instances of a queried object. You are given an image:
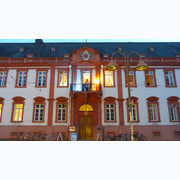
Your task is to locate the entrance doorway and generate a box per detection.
[79,115,93,140]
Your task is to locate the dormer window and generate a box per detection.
[103,54,109,58]
[64,54,70,58]
[118,47,123,52]
[27,53,34,58]
[149,47,155,52]
[51,47,56,52]
[19,47,24,53]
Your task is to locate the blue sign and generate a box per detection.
[71,132,78,141]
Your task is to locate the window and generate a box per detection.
[13,104,24,121]
[145,70,156,87]
[106,104,115,121]
[55,97,68,123]
[167,96,179,122]
[0,98,4,122]
[104,97,117,123]
[57,104,67,122]
[164,70,176,87]
[11,97,25,123]
[147,97,160,122]
[169,104,179,122]
[148,104,158,121]
[16,71,27,87]
[34,104,44,122]
[58,70,68,87]
[126,70,136,87]
[127,97,139,123]
[33,97,46,123]
[104,70,114,87]
[36,71,47,87]
[0,71,7,87]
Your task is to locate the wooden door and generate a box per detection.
[79,115,93,140]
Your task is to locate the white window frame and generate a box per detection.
[165,71,175,86]
[57,104,67,122]
[13,104,23,122]
[0,71,7,87]
[34,104,44,122]
[59,71,68,87]
[37,71,47,86]
[104,71,114,87]
[130,104,137,122]
[169,103,179,121]
[148,104,158,121]
[17,71,27,87]
[145,71,155,86]
[129,71,135,86]
[105,104,115,122]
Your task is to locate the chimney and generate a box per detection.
[35,39,44,45]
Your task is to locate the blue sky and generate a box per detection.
[0,39,180,43]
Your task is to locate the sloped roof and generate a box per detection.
[0,41,180,58]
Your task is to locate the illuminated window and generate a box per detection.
[0,104,2,121]
[57,104,66,121]
[106,104,115,121]
[17,71,27,87]
[37,71,47,87]
[0,71,7,87]
[128,71,135,87]
[59,71,68,87]
[34,104,44,122]
[104,71,114,87]
[79,104,93,112]
[148,104,158,121]
[169,104,179,121]
[82,71,91,84]
[13,104,23,122]
[145,71,155,87]
[165,70,175,86]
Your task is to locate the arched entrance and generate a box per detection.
[79,104,94,140]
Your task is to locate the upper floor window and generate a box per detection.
[106,104,115,122]
[36,71,47,87]
[147,97,160,122]
[16,71,27,87]
[57,104,67,122]
[167,96,179,122]
[104,70,114,87]
[145,70,156,87]
[127,97,139,122]
[11,97,25,123]
[13,104,24,122]
[34,104,44,122]
[126,70,136,87]
[164,70,176,87]
[33,97,46,123]
[104,97,116,123]
[0,98,4,122]
[169,104,179,121]
[55,97,68,123]
[0,71,7,87]
[58,70,68,87]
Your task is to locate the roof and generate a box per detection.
[0,41,180,58]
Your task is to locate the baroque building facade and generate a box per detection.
[0,40,180,140]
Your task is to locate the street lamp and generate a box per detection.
[106,51,148,141]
